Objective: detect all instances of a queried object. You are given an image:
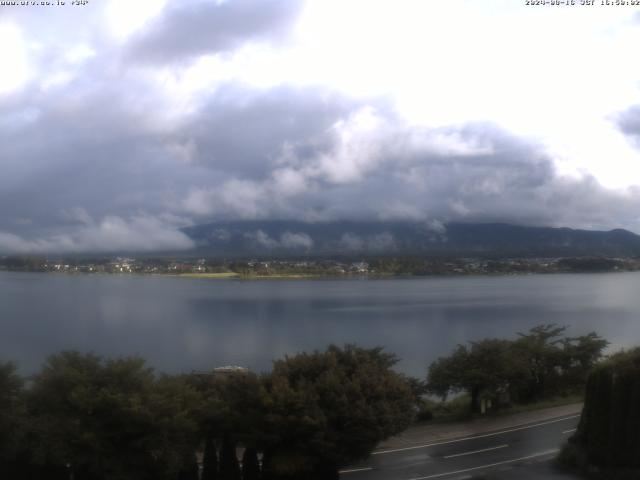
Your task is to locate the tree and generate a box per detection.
[262,345,414,477]
[567,347,640,473]
[560,332,609,391]
[26,351,201,480]
[513,324,568,401]
[427,345,469,401]
[427,340,523,413]
[190,371,266,480]
[149,375,203,478]
[0,362,27,479]
[427,325,609,413]
[191,371,266,449]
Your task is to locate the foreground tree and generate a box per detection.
[26,351,201,480]
[191,371,265,478]
[0,362,27,479]
[262,345,414,478]
[562,347,640,476]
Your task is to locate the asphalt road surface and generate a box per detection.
[340,414,580,480]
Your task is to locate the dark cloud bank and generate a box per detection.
[1,0,640,254]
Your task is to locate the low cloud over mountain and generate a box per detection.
[2,1,640,254]
[183,220,640,258]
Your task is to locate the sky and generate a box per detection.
[1,0,640,253]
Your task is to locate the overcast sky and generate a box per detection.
[1,0,640,253]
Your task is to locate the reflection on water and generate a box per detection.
[1,271,638,376]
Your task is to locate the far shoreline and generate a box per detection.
[3,268,640,281]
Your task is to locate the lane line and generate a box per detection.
[562,428,577,434]
[407,449,560,480]
[443,444,509,459]
[372,415,580,455]
[339,467,373,474]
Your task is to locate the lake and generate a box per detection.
[1,271,639,377]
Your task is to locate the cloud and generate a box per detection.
[177,103,640,233]
[338,233,364,251]
[127,0,305,64]
[244,230,279,249]
[0,214,194,255]
[4,70,640,254]
[618,105,640,146]
[2,0,640,254]
[280,231,314,249]
[243,230,313,250]
[181,107,547,219]
[177,86,357,176]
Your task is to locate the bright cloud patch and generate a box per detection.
[0,215,194,254]
[0,23,28,94]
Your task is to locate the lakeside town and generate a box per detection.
[2,255,640,277]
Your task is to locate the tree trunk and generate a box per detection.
[470,386,481,414]
[177,451,199,480]
[241,447,260,480]
[219,435,241,480]
[202,437,218,480]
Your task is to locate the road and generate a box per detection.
[340,414,580,479]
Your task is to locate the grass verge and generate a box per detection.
[416,393,583,424]
[178,272,239,279]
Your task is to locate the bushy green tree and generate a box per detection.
[0,345,420,479]
[428,325,608,412]
[191,372,265,445]
[190,370,266,479]
[428,339,522,413]
[0,362,27,478]
[560,332,609,391]
[513,324,569,400]
[26,351,201,480]
[262,344,414,477]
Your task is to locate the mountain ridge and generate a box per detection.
[182,221,640,258]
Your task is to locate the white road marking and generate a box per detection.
[562,428,577,434]
[339,467,374,474]
[443,444,509,459]
[407,449,560,479]
[372,415,580,455]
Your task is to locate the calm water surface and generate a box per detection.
[1,271,639,376]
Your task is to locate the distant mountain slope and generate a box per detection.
[182,221,640,257]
